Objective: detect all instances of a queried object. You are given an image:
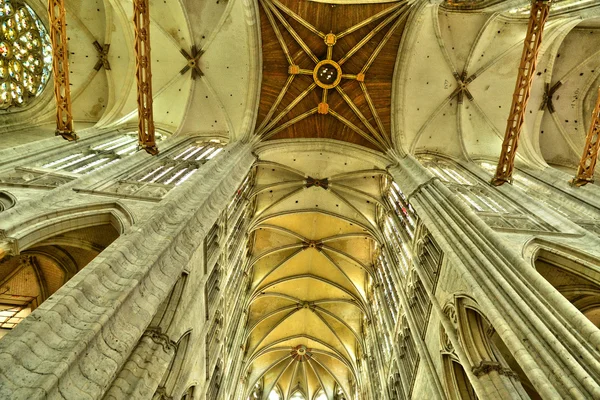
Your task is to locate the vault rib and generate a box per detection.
[338,8,403,66]
[262,0,320,64]
[261,1,295,66]
[321,245,373,276]
[254,186,306,218]
[328,109,386,151]
[257,84,317,137]
[254,161,307,178]
[336,1,406,39]
[250,180,306,198]
[271,0,325,38]
[250,243,307,268]
[263,356,297,399]
[256,75,295,133]
[250,224,308,242]
[314,306,363,347]
[311,310,354,367]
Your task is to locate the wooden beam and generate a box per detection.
[48,0,76,141]
[492,0,551,186]
[133,0,159,155]
[571,86,600,186]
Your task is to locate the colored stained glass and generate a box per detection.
[0,0,51,110]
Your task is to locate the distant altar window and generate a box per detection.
[0,0,52,109]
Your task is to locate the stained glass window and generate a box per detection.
[289,392,305,400]
[39,132,165,175]
[0,0,51,109]
[267,389,281,400]
[314,390,327,400]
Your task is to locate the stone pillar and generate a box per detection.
[103,329,176,400]
[0,141,256,400]
[388,154,600,399]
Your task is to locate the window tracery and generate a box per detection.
[422,157,554,232]
[0,132,165,189]
[290,390,306,400]
[0,0,52,109]
[314,390,327,400]
[100,138,224,199]
[480,162,600,236]
[267,387,282,400]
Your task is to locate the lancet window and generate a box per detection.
[290,391,306,400]
[378,179,416,279]
[370,288,393,361]
[205,264,221,319]
[0,0,52,110]
[314,390,327,400]
[417,230,443,287]
[267,388,282,400]
[206,221,221,269]
[206,359,223,400]
[388,366,405,400]
[224,256,247,354]
[39,133,150,174]
[398,317,419,396]
[226,171,255,262]
[248,382,263,400]
[375,251,400,323]
[206,310,223,380]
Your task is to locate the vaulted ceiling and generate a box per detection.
[244,142,388,399]
[396,0,600,171]
[256,0,408,151]
[0,0,261,148]
[5,0,600,173]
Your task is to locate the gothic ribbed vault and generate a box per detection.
[243,142,389,399]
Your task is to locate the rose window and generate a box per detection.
[0,0,52,110]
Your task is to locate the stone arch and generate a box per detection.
[158,330,192,398]
[0,205,125,336]
[440,301,477,400]
[5,202,133,252]
[181,385,196,400]
[531,245,600,327]
[441,296,540,400]
[0,191,16,212]
[149,272,189,336]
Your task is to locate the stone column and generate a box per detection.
[103,329,176,400]
[0,141,256,400]
[388,154,600,399]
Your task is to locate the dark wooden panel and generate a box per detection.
[256,0,407,151]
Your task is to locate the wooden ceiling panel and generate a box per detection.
[256,0,409,151]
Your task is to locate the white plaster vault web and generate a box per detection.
[243,143,389,400]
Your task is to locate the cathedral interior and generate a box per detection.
[1,0,600,399]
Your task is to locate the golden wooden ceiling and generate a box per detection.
[256,0,410,151]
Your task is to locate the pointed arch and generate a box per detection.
[533,246,600,328]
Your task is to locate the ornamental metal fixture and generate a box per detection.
[305,176,329,189]
[133,0,158,155]
[539,81,561,113]
[257,0,410,151]
[93,40,110,71]
[571,86,600,187]
[0,0,52,110]
[492,0,551,186]
[180,45,203,80]
[48,0,76,141]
